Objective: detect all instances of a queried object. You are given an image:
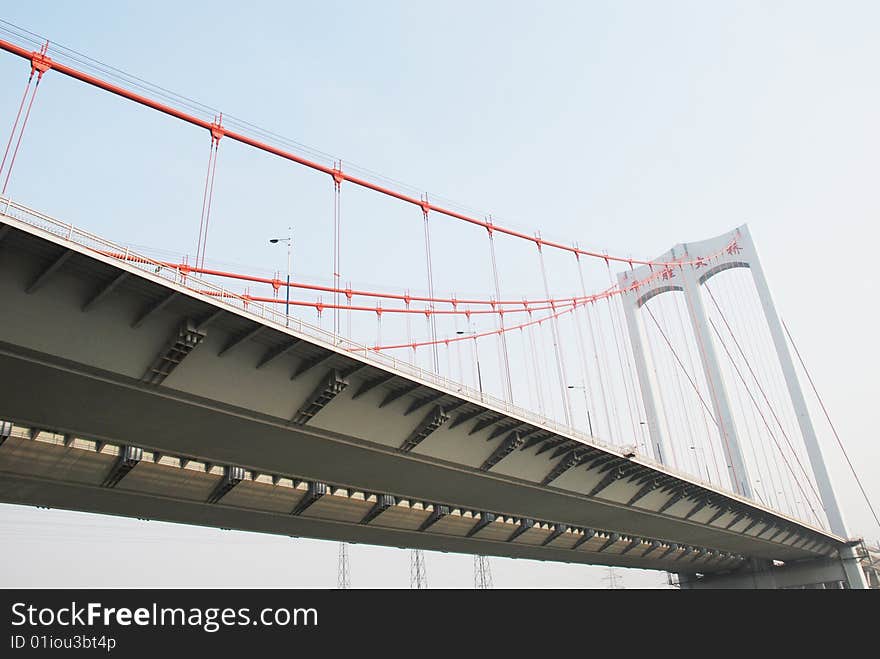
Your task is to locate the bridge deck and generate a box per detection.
[0,198,844,574]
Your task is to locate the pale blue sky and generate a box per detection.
[0,1,878,587]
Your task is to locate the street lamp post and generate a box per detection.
[566,384,593,436]
[688,445,712,482]
[456,329,483,397]
[269,228,292,326]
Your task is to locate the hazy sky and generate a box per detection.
[0,1,877,588]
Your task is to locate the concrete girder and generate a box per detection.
[291,370,349,426]
[255,339,300,369]
[291,350,335,379]
[725,513,746,530]
[217,324,263,357]
[540,450,585,486]
[379,383,421,409]
[195,308,225,331]
[448,408,482,430]
[657,489,692,514]
[207,466,247,504]
[657,544,680,561]
[642,540,662,558]
[627,479,665,506]
[572,528,597,550]
[688,547,708,563]
[580,453,618,473]
[480,431,525,472]
[352,373,395,400]
[765,526,785,543]
[359,494,396,525]
[542,523,568,546]
[706,507,728,526]
[741,517,763,535]
[620,537,643,555]
[339,362,367,379]
[536,437,572,456]
[507,518,535,543]
[469,415,506,436]
[26,249,72,294]
[142,319,207,386]
[404,391,446,416]
[399,406,449,453]
[684,497,711,520]
[597,533,620,553]
[466,512,497,538]
[588,460,640,498]
[488,421,528,442]
[673,546,695,562]
[81,271,129,312]
[132,291,178,329]
[551,442,584,460]
[419,505,450,532]
[520,432,554,451]
[102,445,143,488]
[291,481,328,516]
[780,529,797,545]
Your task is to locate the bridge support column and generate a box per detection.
[838,544,869,589]
[737,226,846,536]
[680,266,751,498]
[619,297,668,464]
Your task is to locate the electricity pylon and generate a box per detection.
[410,549,428,589]
[337,542,351,589]
[474,555,493,589]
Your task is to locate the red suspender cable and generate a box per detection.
[1,42,49,195]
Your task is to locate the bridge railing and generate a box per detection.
[0,195,792,517]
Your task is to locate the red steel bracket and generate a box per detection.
[30,43,52,77]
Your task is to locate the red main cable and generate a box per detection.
[0,36,736,269]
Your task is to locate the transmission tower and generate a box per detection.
[337,542,351,589]
[410,549,428,589]
[603,567,625,589]
[474,555,494,589]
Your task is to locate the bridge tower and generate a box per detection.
[617,225,845,534]
[617,225,867,588]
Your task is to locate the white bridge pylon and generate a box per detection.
[617,225,847,537]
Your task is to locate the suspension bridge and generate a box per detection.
[0,30,873,589]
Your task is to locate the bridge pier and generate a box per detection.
[677,545,868,589]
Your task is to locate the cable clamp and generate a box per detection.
[332,161,344,187]
[209,113,225,144]
[30,42,52,77]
